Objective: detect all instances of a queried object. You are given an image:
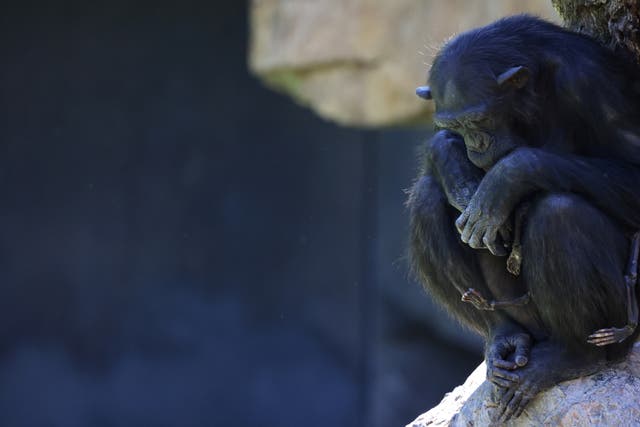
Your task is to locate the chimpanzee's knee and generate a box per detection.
[407,172,468,254]
[408,172,495,336]
[521,193,628,346]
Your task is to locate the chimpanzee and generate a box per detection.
[407,15,640,421]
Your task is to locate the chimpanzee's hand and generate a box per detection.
[455,185,513,256]
[485,332,531,389]
[455,151,529,255]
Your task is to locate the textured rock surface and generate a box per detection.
[248,0,559,127]
[408,341,640,427]
[551,0,640,64]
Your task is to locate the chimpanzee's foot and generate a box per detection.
[461,288,493,310]
[587,324,635,346]
[493,340,605,422]
[485,332,531,388]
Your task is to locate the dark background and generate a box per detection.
[0,2,481,426]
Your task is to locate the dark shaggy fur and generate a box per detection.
[408,15,640,421]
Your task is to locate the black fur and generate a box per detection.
[408,15,640,421]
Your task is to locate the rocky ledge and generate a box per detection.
[408,341,640,427]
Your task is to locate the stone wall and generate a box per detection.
[249,0,559,127]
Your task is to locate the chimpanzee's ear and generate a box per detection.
[496,66,530,89]
[415,86,432,100]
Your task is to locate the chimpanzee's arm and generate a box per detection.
[457,147,640,251]
[424,130,484,212]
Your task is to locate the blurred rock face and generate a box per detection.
[249,0,559,128]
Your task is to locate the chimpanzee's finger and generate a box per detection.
[455,210,470,234]
[491,368,520,383]
[460,221,474,244]
[500,390,523,423]
[496,387,515,421]
[492,358,518,370]
[587,329,617,346]
[483,227,507,256]
[587,334,616,346]
[513,395,531,418]
[467,224,486,248]
[488,376,513,389]
[587,329,616,339]
[512,334,531,367]
[491,383,507,403]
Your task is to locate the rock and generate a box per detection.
[248,0,559,128]
[408,341,640,426]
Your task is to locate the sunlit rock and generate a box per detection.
[408,341,640,427]
[249,0,559,127]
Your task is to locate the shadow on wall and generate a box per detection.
[0,2,480,426]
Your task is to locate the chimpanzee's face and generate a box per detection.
[431,82,517,170]
[416,66,530,170]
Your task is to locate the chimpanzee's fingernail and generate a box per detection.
[515,356,528,366]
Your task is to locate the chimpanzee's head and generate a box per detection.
[416,29,536,170]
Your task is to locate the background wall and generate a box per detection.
[248,0,559,127]
[0,2,480,427]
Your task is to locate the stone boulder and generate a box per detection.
[248,0,559,127]
[408,341,640,426]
